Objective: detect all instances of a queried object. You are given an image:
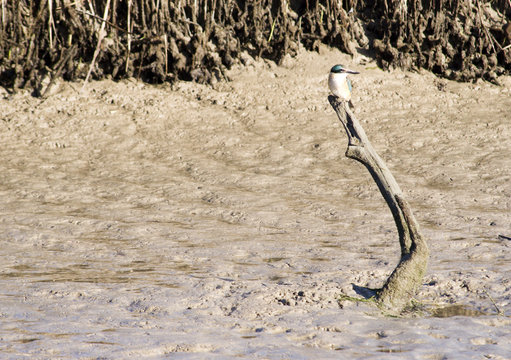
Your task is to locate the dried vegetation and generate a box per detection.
[0,0,510,95]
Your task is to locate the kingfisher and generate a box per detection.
[328,64,359,105]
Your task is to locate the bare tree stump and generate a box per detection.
[328,96,429,311]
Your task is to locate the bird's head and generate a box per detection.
[330,64,359,75]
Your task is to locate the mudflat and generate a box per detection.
[1,47,510,358]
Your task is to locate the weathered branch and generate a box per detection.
[329,95,429,311]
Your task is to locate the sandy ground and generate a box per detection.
[1,46,510,359]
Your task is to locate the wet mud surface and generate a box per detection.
[1,47,511,358]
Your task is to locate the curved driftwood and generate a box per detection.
[328,96,429,311]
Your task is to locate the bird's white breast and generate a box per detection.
[328,72,351,101]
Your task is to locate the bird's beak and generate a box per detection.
[346,69,359,74]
